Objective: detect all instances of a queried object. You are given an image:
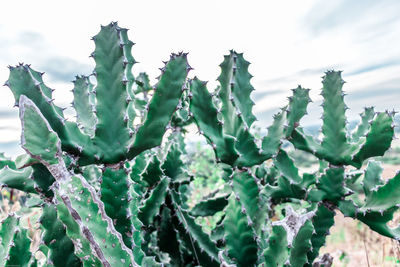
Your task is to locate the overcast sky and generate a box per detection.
[0,0,399,157]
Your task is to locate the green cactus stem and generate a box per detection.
[71,75,96,136]
[339,162,400,239]
[189,51,310,168]
[290,71,394,168]
[6,22,190,166]
[223,194,258,267]
[39,204,82,266]
[100,166,134,247]
[19,95,138,267]
[0,214,33,267]
[0,166,36,194]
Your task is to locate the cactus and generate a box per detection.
[1,22,399,267]
[289,71,394,168]
[0,22,194,266]
[5,22,190,166]
[189,51,311,168]
[136,132,220,266]
[0,214,34,267]
[39,204,82,266]
[186,52,398,266]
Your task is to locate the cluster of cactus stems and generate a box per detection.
[0,21,399,267]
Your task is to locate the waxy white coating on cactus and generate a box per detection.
[272,206,315,247]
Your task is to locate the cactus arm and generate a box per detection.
[61,172,137,266]
[11,155,55,199]
[0,214,19,266]
[274,150,301,182]
[19,95,61,165]
[231,171,260,230]
[223,195,258,267]
[100,167,134,247]
[141,154,163,187]
[350,107,375,142]
[64,125,98,165]
[344,169,364,194]
[55,198,102,266]
[92,23,132,161]
[126,97,137,131]
[257,185,271,232]
[128,53,190,158]
[337,163,400,240]
[230,52,257,129]
[72,75,97,136]
[217,51,243,136]
[361,171,400,213]
[359,210,400,240]
[286,220,314,267]
[265,150,315,200]
[171,189,220,266]
[363,160,384,196]
[119,27,136,103]
[350,111,394,167]
[0,166,36,194]
[58,174,136,266]
[5,227,32,267]
[129,72,153,126]
[161,135,186,182]
[0,153,16,169]
[177,183,191,210]
[189,77,238,165]
[214,51,271,167]
[130,152,148,183]
[15,154,40,169]
[19,96,137,267]
[135,72,152,94]
[261,225,288,267]
[6,65,96,161]
[30,164,56,198]
[233,126,268,167]
[236,86,310,167]
[139,177,169,226]
[171,90,193,128]
[0,215,32,267]
[129,185,146,265]
[265,176,308,200]
[39,204,82,267]
[261,109,286,157]
[285,86,312,137]
[6,65,65,131]
[190,195,228,216]
[290,73,393,168]
[308,167,347,203]
[306,204,335,266]
[319,71,348,164]
[338,200,400,240]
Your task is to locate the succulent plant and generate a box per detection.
[0,22,398,267]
